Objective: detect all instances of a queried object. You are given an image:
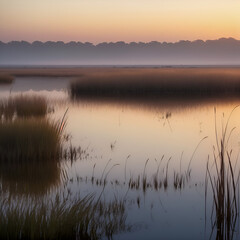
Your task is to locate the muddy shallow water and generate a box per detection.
[1,75,240,240]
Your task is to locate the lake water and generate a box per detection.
[1,76,240,240]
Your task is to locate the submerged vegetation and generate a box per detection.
[0,74,14,84]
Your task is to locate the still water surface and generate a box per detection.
[1,77,240,239]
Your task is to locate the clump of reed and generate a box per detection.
[14,95,47,118]
[87,156,193,193]
[0,118,63,163]
[206,108,240,239]
[0,95,67,194]
[173,172,185,190]
[70,68,240,101]
[0,74,14,84]
[0,194,129,240]
[0,95,47,119]
[61,145,89,162]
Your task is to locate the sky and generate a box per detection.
[0,0,240,43]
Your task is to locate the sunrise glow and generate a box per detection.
[1,0,239,43]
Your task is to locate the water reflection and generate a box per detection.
[1,75,240,239]
[0,161,61,195]
[0,77,69,101]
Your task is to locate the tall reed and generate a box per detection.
[206,107,240,240]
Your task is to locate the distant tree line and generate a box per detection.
[0,38,239,65]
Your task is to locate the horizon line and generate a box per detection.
[0,37,239,45]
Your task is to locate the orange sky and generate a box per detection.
[0,0,239,43]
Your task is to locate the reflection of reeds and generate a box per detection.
[0,194,129,240]
[0,74,14,84]
[0,161,61,195]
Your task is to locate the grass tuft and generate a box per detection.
[0,95,48,120]
[14,95,47,118]
[0,118,62,163]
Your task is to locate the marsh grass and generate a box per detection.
[206,108,240,239]
[70,68,240,101]
[207,147,239,240]
[81,154,195,193]
[14,95,47,118]
[173,172,185,190]
[0,194,129,240]
[0,74,14,84]
[0,95,48,120]
[0,118,62,163]
[86,156,192,193]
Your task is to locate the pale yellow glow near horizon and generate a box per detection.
[0,0,239,43]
